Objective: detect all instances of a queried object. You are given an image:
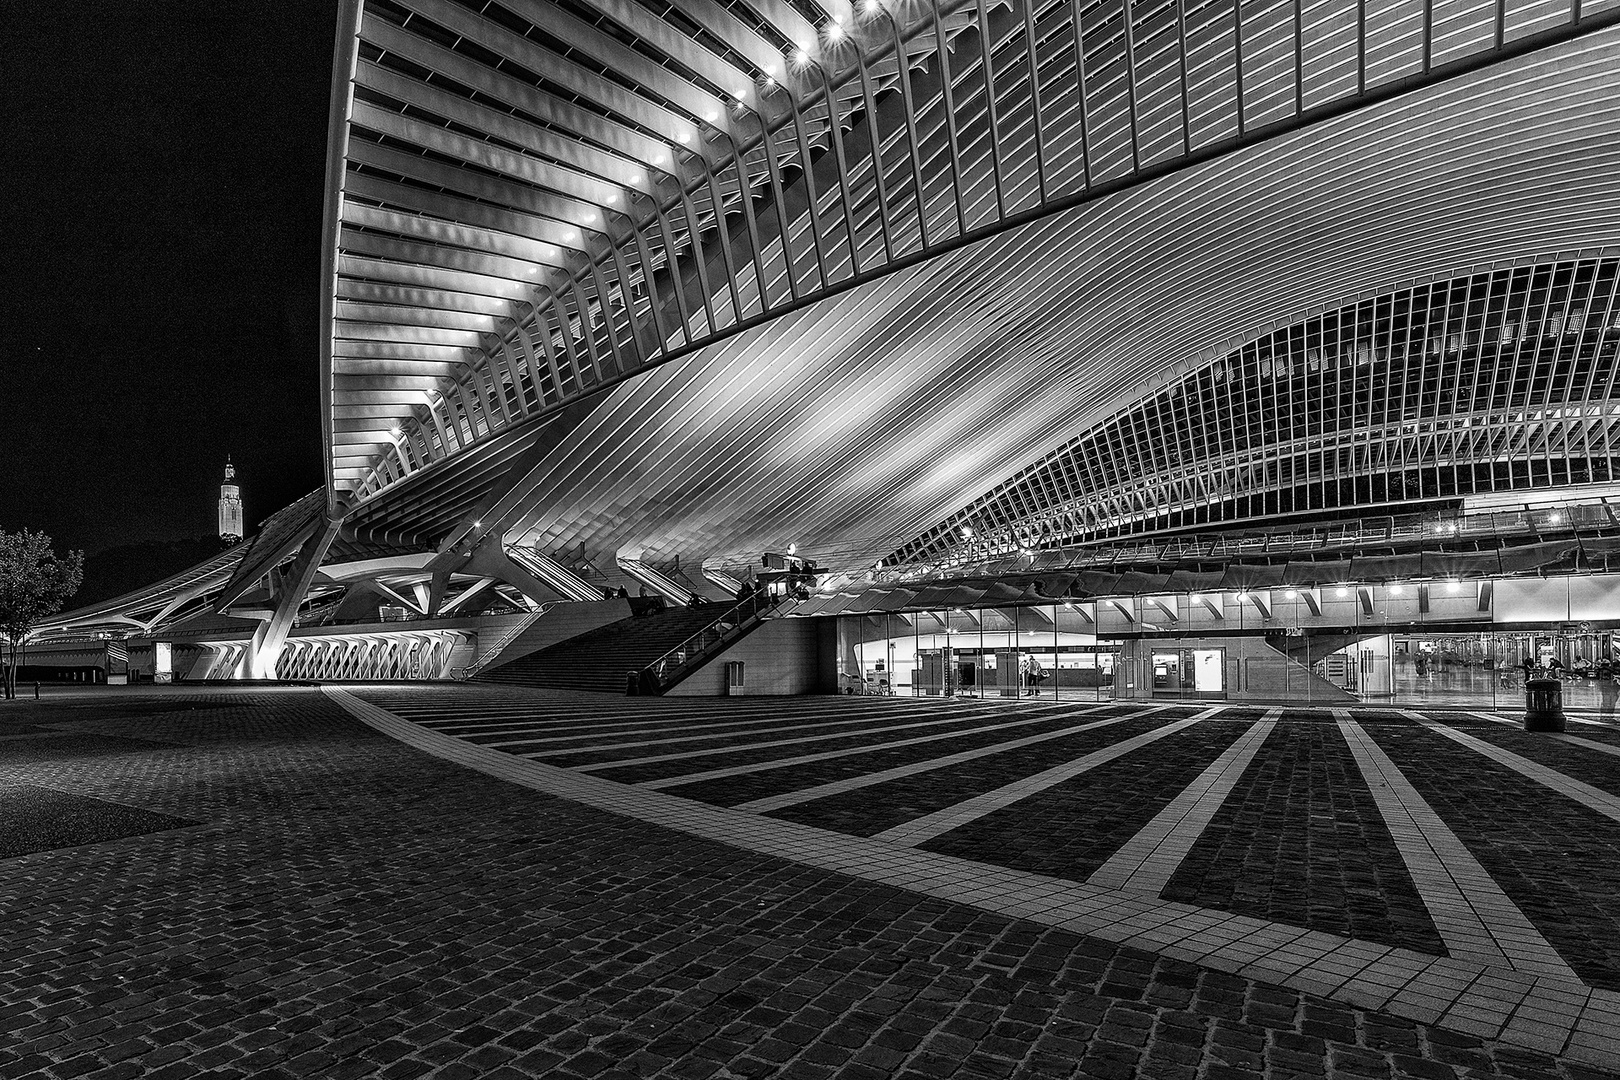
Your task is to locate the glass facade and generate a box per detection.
[834,591,1620,713]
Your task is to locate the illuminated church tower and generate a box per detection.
[218,459,244,544]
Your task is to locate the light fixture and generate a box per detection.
[704,109,718,121]
[677,131,692,144]
[1447,580,1462,593]
[1189,593,1202,603]
[1390,583,1405,595]
[472,520,482,528]
[607,191,619,204]
[864,0,881,12]
[1335,586,1349,598]
[653,152,668,165]
[563,229,577,242]
[1549,512,1564,525]
[1236,591,1249,602]
[960,525,974,538]
[793,47,809,64]
[1284,589,1298,599]
[827,20,845,41]
[787,542,797,555]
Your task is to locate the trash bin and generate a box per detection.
[1524,677,1566,732]
[626,670,639,696]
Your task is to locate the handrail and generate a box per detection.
[458,605,556,680]
[643,591,790,690]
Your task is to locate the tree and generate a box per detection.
[0,529,84,699]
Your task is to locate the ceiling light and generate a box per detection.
[1334,586,1349,598]
[1284,589,1298,599]
[864,0,881,12]
[793,47,809,64]
[677,131,692,144]
[827,21,845,41]
[653,153,668,165]
[563,230,577,241]
[1189,593,1202,603]
[1390,583,1404,595]
[1448,580,1462,593]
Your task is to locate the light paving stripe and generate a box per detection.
[1086,716,1278,895]
[868,713,1215,848]
[736,704,1143,812]
[1419,720,1620,825]
[1468,712,1620,761]
[1337,718,1579,981]
[323,688,1614,1070]
[569,706,1069,771]
[424,700,977,738]
[482,710,926,751]
[633,707,1096,789]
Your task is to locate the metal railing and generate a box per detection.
[456,606,555,680]
[642,590,792,692]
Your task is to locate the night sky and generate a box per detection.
[2,4,338,555]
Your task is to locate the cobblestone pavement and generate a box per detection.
[2,686,1618,1079]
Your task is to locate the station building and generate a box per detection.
[31,0,1620,708]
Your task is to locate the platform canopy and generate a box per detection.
[320,0,1620,579]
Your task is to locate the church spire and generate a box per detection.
[218,458,243,544]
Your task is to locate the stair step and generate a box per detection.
[472,603,733,693]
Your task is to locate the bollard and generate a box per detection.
[626,670,639,696]
[1524,677,1566,732]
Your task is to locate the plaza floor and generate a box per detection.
[4,685,1620,1079]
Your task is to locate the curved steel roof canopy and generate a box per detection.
[319,0,1620,570]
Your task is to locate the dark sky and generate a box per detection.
[1,4,337,555]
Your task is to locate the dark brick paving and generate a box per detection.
[0,783,199,860]
[1465,723,1620,797]
[921,723,1251,879]
[667,710,1121,808]
[1161,722,1447,956]
[1368,720,1620,991]
[588,714,1037,784]
[1,688,1607,1079]
[474,712,894,758]
[768,713,1184,836]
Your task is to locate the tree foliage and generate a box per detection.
[0,529,84,699]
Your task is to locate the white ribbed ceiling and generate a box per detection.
[320,0,1620,572]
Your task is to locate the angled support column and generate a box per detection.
[244,516,342,680]
[439,576,497,616]
[425,569,453,618]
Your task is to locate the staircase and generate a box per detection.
[473,603,733,693]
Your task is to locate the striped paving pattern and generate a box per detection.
[348,685,1620,1069]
